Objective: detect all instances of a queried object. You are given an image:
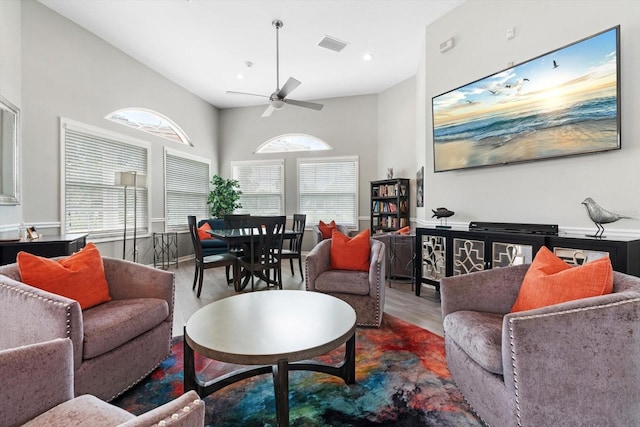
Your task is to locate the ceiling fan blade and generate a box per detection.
[261,104,275,117]
[284,98,324,111]
[226,90,269,98]
[277,77,301,99]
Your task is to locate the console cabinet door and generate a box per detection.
[452,237,485,275]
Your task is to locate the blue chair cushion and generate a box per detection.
[197,219,228,256]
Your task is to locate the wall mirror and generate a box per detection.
[0,95,19,205]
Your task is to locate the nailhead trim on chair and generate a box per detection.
[508,297,640,427]
[108,352,171,401]
[157,398,204,426]
[0,282,73,338]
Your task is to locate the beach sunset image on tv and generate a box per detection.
[432,26,620,172]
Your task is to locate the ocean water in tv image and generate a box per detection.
[432,27,619,172]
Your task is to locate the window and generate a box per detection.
[298,156,359,228]
[231,159,284,216]
[62,118,149,239]
[165,149,210,230]
[105,108,193,147]
[255,133,332,154]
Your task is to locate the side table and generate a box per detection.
[153,232,178,269]
[372,233,416,288]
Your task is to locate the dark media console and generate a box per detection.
[415,223,640,296]
[468,221,559,235]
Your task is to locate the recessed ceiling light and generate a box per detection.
[363,53,374,61]
[236,73,244,80]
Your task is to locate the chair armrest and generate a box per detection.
[502,293,640,425]
[0,275,84,367]
[369,239,386,302]
[440,264,529,318]
[0,338,74,426]
[336,224,350,237]
[311,225,323,246]
[119,390,204,427]
[103,257,175,316]
[305,239,332,291]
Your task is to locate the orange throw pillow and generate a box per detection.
[397,226,411,235]
[197,222,213,240]
[17,242,112,310]
[318,220,337,239]
[510,246,613,313]
[330,229,371,271]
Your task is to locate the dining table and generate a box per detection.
[207,228,302,291]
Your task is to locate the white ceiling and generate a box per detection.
[39,0,464,109]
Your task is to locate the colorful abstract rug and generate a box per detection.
[112,314,483,426]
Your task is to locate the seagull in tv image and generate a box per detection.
[581,197,635,238]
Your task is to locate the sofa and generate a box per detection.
[0,338,204,427]
[197,218,228,256]
[0,256,174,402]
[440,265,640,426]
[305,238,386,327]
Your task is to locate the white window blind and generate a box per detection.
[62,119,149,238]
[165,149,210,230]
[231,159,284,216]
[298,156,359,228]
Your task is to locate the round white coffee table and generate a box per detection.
[184,290,357,427]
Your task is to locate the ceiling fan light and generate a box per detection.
[271,99,286,110]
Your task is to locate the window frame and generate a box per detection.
[297,155,359,229]
[164,148,211,231]
[60,117,151,240]
[231,159,285,216]
[254,133,333,154]
[105,108,193,147]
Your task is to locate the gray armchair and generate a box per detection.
[0,338,204,427]
[441,265,640,426]
[305,238,385,327]
[0,257,174,401]
[311,223,350,247]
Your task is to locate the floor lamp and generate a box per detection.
[115,171,147,262]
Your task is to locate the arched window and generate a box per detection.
[105,108,193,147]
[254,133,332,154]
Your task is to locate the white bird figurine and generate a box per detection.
[581,197,634,237]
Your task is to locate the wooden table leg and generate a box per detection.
[273,359,289,427]
[343,333,356,384]
[184,327,197,393]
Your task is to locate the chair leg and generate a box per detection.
[225,265,232,286]
[290,258,294,275]
[192,265,199,291]
[298,256,304,279]
[196,268,205,298]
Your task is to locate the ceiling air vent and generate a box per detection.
[317,35,348,53]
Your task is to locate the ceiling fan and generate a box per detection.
[226,20,324,117]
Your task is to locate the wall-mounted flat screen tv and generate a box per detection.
[432,26,620,173]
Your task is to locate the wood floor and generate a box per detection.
[171,257,444,338]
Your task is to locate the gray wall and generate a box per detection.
[417,0,640,235]
[3,0,221,262]
[377,76,417,221]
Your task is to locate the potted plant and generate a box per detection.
[207,175,242,218]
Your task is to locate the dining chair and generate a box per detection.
[237,216,286,291]
[280,214,306,278]
[188,216,238,297]
[223,214,251,284]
